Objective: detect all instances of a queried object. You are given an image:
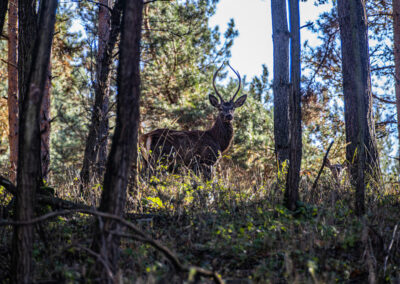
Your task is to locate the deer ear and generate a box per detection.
[209,94,220,108]
[234,95,247,108]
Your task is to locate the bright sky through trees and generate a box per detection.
[209,0,332,80]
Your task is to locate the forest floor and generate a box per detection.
[0,165,399,283]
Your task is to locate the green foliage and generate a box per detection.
[141,0,237,128]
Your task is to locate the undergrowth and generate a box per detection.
[0,163,399,283]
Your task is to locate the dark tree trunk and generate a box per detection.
[11,1,58,283]
[80,0,122,187]
[337,0,379,215]
[97,0,112,177]
[8,0,18,183]
[92,0,142,279]
[0,0,8,37]
[393,0,400,172]
[285,0,302,211]
[97,94,109,177]
[18,0,37,115]
[271,0,290,167]
[40,62,52,181]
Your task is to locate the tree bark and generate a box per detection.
[40,62,52,182]
[97,0,112,177]
[285,0,302,211]
[92,0,142,278]
[393,0,400,172]
[0,0,8,37]
[11,1,58,283]
[337,0,379,215]
[80,0,122,187]
[8,0,18,183]
[17,0,37,115]
[271,0,290,167]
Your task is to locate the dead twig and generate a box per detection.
[1,58,18,69]
[384,223,399,274]
[0,176,17,195]
[75,244,114,281]
[312,140,335,191]
[144,0,172,4]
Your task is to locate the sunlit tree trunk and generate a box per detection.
[92,0,142,279]
[393,0,400,172]
[11,1,58,282]
[271,0,290,167]
[8,0,18,183]
[337,0,379,215]
[285,0,302,211]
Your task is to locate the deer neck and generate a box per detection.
[208,116,234,153]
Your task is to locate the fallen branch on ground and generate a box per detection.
[0,208,223,283]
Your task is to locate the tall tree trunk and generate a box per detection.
[40,62,52,182]
[92,0,142,279]
[285,0,302,211]
[80,0,122,187]
[11,1,57,283]
[12,0,38,279]
[271,0,290,167]
[393,0,400,172]
[0,0,8,37]
[96,0,112,178]
[337,0,379,215]
[8,0,18,183]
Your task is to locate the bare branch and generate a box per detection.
[372,94,396,104]
[384,224,398,274]
[300,22,313,30]
[144,0,173,4]
[371,65,394,72]
[0,175,17,195]
[312,140,334,191]
[75,244,114,281]
[376,120,397,126]
[1,58,18,69]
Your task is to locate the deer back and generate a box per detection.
[140,128,220,167]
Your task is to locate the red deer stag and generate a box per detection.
[140,63,247,179]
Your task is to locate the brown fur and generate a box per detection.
[139,115,234,178]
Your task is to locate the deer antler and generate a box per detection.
[228,63,241,102]
[213,63,225,102]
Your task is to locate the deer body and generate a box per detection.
[140,63,246,179]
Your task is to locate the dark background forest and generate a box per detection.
[0,0,399,283]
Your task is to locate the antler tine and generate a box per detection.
[227,63,241,102]
[213,63,225,102]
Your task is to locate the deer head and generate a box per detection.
[209,63,247,122]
